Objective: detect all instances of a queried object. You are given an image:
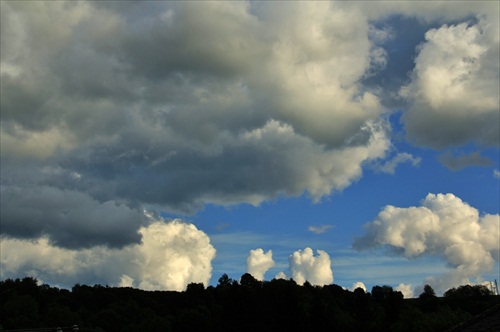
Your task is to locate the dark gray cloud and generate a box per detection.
[438,151,493,171]
[52,119,388,214]
[0,186,145,249]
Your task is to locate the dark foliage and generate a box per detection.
[1,277,499,332]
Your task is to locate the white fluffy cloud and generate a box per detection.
[246,248,276,281]
[288,248,334,286]
[354,193,500,292]
[400,16,499,148]
[0,218,216,291]
[133,220,216,291]
[396,283,414,299]
[350,281,367,292]
[274,271,288,280]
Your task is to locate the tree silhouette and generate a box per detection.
[1,277,497,332]
[239,273,261,288]
[420,284,436,298]
[217,273,233,288]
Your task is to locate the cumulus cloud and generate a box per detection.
[438,151,493,170]
[0,218,216,291]
[246,248,276,281]
[396,283,414,299]
[354,193,500,292]
[350,281,367,292]
[288,248,334,286]
[400,16,499,149]
[274,271,288,280]
[308,225,334,234]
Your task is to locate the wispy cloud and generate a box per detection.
[308,224,334,234]
[372,152,421,174]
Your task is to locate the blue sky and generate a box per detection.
[1,1,499,297]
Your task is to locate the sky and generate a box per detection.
[1,1,499,298]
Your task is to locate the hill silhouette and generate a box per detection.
[1,276,499,332]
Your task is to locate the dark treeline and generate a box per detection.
[1,275,498,332]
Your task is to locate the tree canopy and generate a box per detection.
[1,276,498,332]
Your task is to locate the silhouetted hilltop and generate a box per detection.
[1,276,499,332]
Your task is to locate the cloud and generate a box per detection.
[400,17,499,149]
[372,152,421,174]
[288,248,334,286]
[349,281,367,292]
[493,169,500,179]
[246,248,276,281]
[354,193,500,292]
[2,0,499,289]
[396,283,414,298]
[0,218,216,291]
[274,271,287,280]
[0,0,392,219]
[0,185,146,249]
[308,225,334,234]
[438,151,493,170]
[215,223,230,232]
[345,1,497,23]
[133,220,216,291]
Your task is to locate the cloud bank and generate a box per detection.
[0,218,216,291]
[0,186,146,249]
[1,1,392,216]
[354,193,499,292]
